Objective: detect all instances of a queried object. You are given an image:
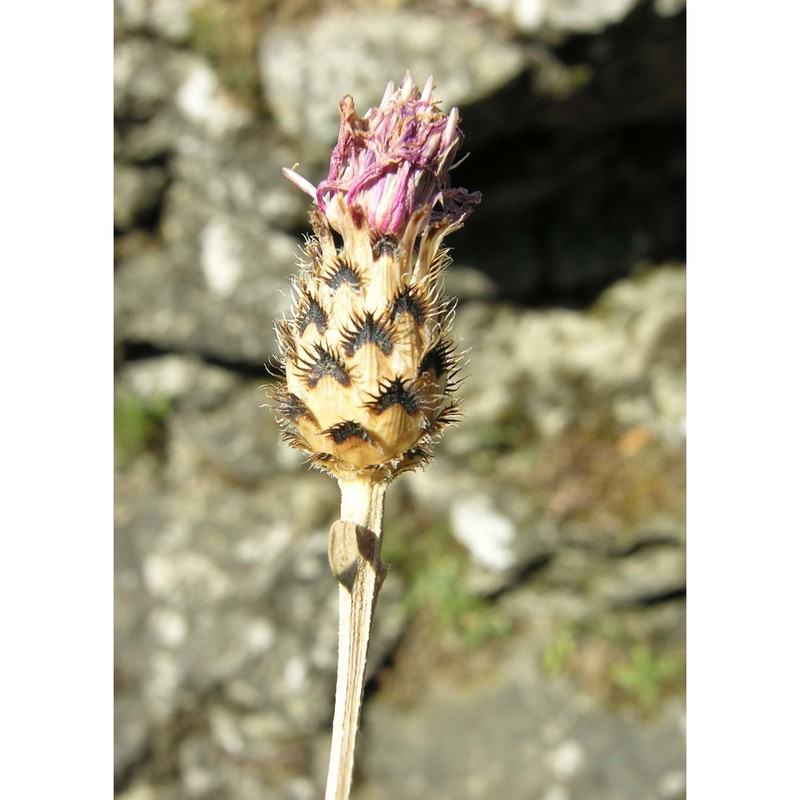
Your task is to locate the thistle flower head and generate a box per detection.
[275,75,480,481]
[285,74,480,240]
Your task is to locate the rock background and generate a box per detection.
[114,1,685,798]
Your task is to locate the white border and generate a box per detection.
[1,4,111,795]
[689,1,800,797]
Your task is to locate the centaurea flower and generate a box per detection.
[277,74,480,479]
[271,78,479,799]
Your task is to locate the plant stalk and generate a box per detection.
[325,478,388,800]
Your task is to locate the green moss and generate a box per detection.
[542,628,578,677]
[383,519,512,650]
[611,644,685,712]
[541,614,685,716]
[187,0,271,108]
[115,394,171,465]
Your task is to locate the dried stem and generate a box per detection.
[325,478,388,800]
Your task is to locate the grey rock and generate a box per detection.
[173,57,252,140]
[115,38,189,121]
[448,489,557,593]
[654,0,686,16]
[115,41,251,152]
[498,582,594,626]
[163,380,299,486]
[170,122,310,231]
[116,783,181,800]
[114,118,311,365]
[259,9,526,146]
[114,691,150,785]
[593,544,686,606]
[115,0,202,42]
[543,0,641,35]
[177,733,227,798]
[468,0,642,36]
[114,184,297,363]
[562,514,686,554]
[534,544,602,595]
[450,266,686,446]
[117,355,240,411]
[451,491,520,572]
[355,634,684,800]
[115,163,169,230]
[114,113,184,163]
[177,726,319,800]
[117,473,325,714]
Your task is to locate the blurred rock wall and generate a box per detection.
[114,1,686,798]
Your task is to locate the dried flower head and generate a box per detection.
[275,74,480,481]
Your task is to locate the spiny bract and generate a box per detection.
[272,75,480,481]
